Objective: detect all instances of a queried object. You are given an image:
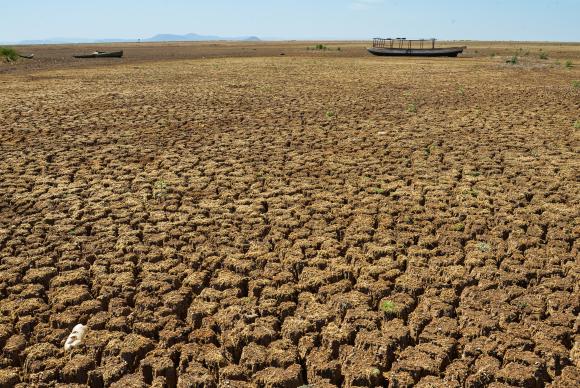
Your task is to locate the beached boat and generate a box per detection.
[368,38,465,57]
[73,50,123,59]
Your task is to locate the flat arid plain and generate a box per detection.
[1,41,579,387]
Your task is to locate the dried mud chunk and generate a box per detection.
[61,354,95,384]
[465,355,500,386]
[23,342,61,372]
[533,339,570,380]
[179,343,226,374]
[281,317,315,344]
[100,357,130,386]
[253,364,304,387]
[298,267,341,292]
[385,371,415,388]
[120,334,154,368]
[391,340,455,383]
[3,298,48,318]
[240,342,268,374]
[267,339,299,368]
[549,366,580,387]
[0,368,20,387]
[162,290,191,318]
[496,362,545,387]
[186,300,218,328]
[109,373,147,387]
[354,329,394,369]
[379,292,415,320]
[306,347,342,385]
[443,359,470,385]
[342,308,381,331]
[50,268,90,287]
[241,317,279,347]
[219,364,248,382]
[381,318,412,351]
[177,369,217,388]
[51,285,92,311]
[141,353,177,387]
[415,376,455,387]
[419,317,459,342]
[0,324,12,349]
[321,322,355,357]
[22,266,57,287]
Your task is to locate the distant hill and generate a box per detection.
[9,33,261,45]
[144,33,261,42]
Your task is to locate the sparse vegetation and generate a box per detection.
[477,242,491,252]
[380,300,396,313]
[153,179,168,200]
[574,120,580,129]
[572,80,580,88]
[564,60,573,69]
[407,102,417,113]
[0,47,19,62]
[325,111,335,118]
[506,55,519,65]
[452,223,465,232]
[539,51,548,60]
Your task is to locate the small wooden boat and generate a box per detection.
[18,54,34,59]
[368,38,465,57]
[73,50,123,59]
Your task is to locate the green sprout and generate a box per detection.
[452,223,465,232]
[506,55,518,65]
[477,242,491,252]
[380,300,396,313]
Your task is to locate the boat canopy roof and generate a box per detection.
[373,38,438,49]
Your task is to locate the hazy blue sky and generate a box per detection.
[1,0,578,42]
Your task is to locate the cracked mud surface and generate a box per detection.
[1,43,579,387]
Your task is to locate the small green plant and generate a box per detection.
[153,180,168,200]
[490,52,496,58]
[337,47,342,51]
[372,187,385,195]
[325,111,335,118]
[476,242,491,252]
[0,47,19,62]
[564,60,573,69]
[572,80,580,88]
[407,103,417,113]
[466,170,481,177]
[465,188,479,197]
[458,85,465,95]
[539,51,548,60]
[380,300,396,313]
[506,55,518,65]
[574,120,580,129]
[452,223,465,232]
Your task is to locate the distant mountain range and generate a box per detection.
[9,33,261,45]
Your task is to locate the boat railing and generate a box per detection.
[372,38,436,49]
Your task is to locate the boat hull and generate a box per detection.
[73,51,123,59]
[367,47,465,57]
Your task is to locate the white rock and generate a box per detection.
[64,324,87,351]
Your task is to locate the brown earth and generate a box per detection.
[0,41,579,387]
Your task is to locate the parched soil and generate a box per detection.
[0,42,579,387]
